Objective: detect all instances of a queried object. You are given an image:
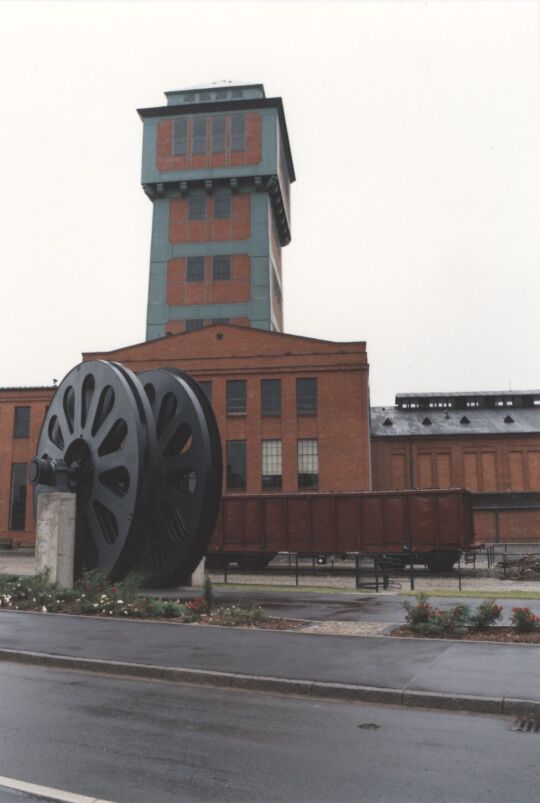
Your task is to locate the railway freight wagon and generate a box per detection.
[207,489,474,571]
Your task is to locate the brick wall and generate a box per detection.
[167,255,250,306]
[156,113,262,172]
[371,435,540,493]
[169,194,251,243]
[0,388,53,544]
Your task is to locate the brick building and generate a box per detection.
[371,391,540,542]
[1,82,540,547]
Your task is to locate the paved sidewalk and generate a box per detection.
[0,608,538,717]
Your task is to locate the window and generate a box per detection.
[9,463,27,531]
[232,89,244,99]
[14,407,30,438]
[186,319,204,332]
[192,117,207,154]
[186,256,204,282]
[197,381,212,404]
[262,440,282,489]
[231,113,245,151]
[212,255,231,281]
[212,116,226,153]
[296,378,317,416]
[298,439,319,490]
[215,90,228,100]
[261,379,281,416]
[213,189,231,219]
[227,380,246,414]
[172,118,187,155]
[199,92,211,102]
[188,192,206,220]
[227,440,246,490]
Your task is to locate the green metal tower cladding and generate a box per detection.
[138,82,295,339]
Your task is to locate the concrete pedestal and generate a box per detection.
[35,493,76,589]
[191,557,206,589]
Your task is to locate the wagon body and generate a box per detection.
[209,488,474,558]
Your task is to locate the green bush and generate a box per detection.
[145,598,187,618]
[0,571,73,612]
[469,599,503,629]
[511,607,540,633]
[403,595,470,636]
[203,574,215,611]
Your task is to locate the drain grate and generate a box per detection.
[358,723,380,730]
[512,717,540,733]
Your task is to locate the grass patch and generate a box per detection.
[210,582,376,595]
[402,589,540,600]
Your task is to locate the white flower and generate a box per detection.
[117,600,124,604]
[41,606,47,613]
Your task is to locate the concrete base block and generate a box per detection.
[191,557,206,589]
[402,690,502,714]
[35,493,76,589]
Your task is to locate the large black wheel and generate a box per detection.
[138,368,222,586]
[33,361,155,579]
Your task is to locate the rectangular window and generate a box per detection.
[215,90,228,100]
[197,381,212,404]
[212,255,231,281]
[231,113,246,151]
[212,116,226,153]
[298,439,319,490]
[188,192,206,220]
[296,378,317,416]
[232,89,244,99]
[227,440,246,490]
[261,379,281,416]
[186,319,204,332]
[262,440,282,490]
[172,118,187,155]
[186,256,205,282]
[13,406,30,438]
[227,380,246,415]
[9,463,27,531]
[192,116,207,154]
[213,189,231,219]
[199,92,211,102]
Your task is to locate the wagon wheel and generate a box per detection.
[138,368,222,587]
[32,361,155,579]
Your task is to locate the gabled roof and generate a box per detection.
[83,324,366,362]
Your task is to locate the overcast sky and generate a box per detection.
[0,1,539,404]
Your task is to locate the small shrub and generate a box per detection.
[145,598,186,618]
[511,607,540,633]
[203,574,215,612]
[403,594,470,636]
[186,597,208,615]
[470,599,503,630]
[218,604,266,625]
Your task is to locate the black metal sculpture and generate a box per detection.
[29,360,222,586]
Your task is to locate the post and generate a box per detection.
[457,556,462,592]
[35,492,76,589]
[409,557,415,591]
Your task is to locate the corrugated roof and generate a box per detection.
[371,406,540,436]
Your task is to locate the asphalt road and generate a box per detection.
[0,661,537,803]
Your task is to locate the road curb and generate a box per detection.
[0,646,535,717]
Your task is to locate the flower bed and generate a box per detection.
[393,593,540,643]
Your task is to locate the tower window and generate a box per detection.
[9,463,27,531]
[296,378,317,416]
[213,189,231,219]
[186,256,205,282]
[188,192,206,220]
[298,439,319,490]
[212,255,231,281]
[231,113,246,151]
[186,319,204,332]
[232,89,244,99]
[262,440,282,490]
[227,380,246,415]
[13,406,30,438]
[215,90,228,100]
[199,92,211,102]
[192,117,207,154]
[261,379,281,416]
[172,118,187,156]
[227,440,246,490]
[212,116,226,153]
